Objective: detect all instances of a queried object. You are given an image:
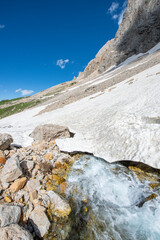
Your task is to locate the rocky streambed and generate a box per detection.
[0,127,160,239]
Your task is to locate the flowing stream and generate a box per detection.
[65,155,160,240]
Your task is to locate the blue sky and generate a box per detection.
[0,0,127,100]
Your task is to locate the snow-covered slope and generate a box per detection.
[0,44,160,168]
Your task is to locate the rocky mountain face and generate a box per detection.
[80,0,160,78]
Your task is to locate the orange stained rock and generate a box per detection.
[45,153,53,161]
[55,161,62,168]
[51,175,60,181]
[0,151,6,164]
[4,196,12,203]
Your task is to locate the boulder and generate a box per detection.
[0,156,22,183]
[30,124,71,142]
[0,224,33,240]
[0,205,21,227]
[0,133,13,151]
[30,205,50,237]
[47,191,71,218]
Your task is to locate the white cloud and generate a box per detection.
[56,59,69,69]
[108,0,128,25]
[112,14,118,19]
[15,88,34,96]
[21,90,34,96]
[0,25,5,29]
[15,88,22,93]
[108,2,119,14]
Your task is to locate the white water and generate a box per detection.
[66,155,160,239]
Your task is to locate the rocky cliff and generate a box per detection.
[80,0,160,78]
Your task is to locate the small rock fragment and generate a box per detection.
[26,179,40,192]
[29,190,38,202]
[45,153,53,161]
[4,196,12,203]
[10,177,27,192]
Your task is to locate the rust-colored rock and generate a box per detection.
[0,151,6,164]
[45,153,53,161]
[4,196,12,203]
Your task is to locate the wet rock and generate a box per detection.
[0,205,21,227]
[129,166,159,182]
[0,133,13,151]
[0,224,33,240]
[30,124,71,142]
[0,156,22,183]
[47,191,71,218]
[30,205,50,237]
[10,177,27,192]
[136,193,158,208]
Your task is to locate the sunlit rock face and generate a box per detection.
[83,0,160,77]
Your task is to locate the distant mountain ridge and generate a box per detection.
[77,0,160,79]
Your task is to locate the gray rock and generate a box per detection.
[0,205,21,227]
[26,179,40,192]
[0,156,22,183]
[30,205,50,237]
[14,190,29,203]
[0,224,33,240]
[30,124,71,142]
[0,133,13,151]
[2,182,9,189]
